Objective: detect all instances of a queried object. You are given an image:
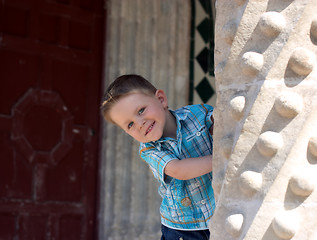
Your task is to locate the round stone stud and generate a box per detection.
[230,96,246,121]
[259,11,286,37]
[272,211,299,239]
[239,171,263,196]
[311,17,317,40]
[274,92,303,118]
[308,136,317,157]
[289,168,316,197]
[225,214,244,237]
[288,47,316,76]
[256,131,284,157]
[241,52,264,76]
[222,20,238,45]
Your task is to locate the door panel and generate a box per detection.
[0,0,104,239]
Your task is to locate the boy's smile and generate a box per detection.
[109,90,175,143]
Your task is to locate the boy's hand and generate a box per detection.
[209,115,214,135]
[164,155,212,180]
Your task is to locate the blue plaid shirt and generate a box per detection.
[139,104,215,230]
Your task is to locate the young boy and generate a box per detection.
[101,74,215,240]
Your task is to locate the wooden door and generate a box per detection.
[0,0,104,239]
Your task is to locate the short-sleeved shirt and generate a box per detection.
[139,104,215,230]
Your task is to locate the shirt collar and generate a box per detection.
[146,108,190,146]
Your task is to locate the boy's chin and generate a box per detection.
[141,135,162,143]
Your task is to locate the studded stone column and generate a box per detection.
[210,0,317,239]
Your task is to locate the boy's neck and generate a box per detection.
[162,110,177,139]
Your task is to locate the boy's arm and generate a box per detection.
[164,155,212,180]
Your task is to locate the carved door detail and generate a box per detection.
[0,0,104,239]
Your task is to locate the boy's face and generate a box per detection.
[108,90,169,143]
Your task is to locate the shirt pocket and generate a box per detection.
[174,181,194,212]
[185,125,206,142]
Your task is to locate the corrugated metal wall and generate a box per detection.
[99,1,191,239]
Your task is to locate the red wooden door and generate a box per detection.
[0,0,104,239]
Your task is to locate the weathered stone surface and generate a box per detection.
[222,20,238,45]
[311,16,317,40]
[308,136,317,157]
[210,0,317,239]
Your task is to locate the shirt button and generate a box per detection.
[196,132,201,136]
[195,182,200,187]
[201,200,206,204]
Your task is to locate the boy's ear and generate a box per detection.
[155,90,168,108]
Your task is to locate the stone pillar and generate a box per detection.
[210,0,317,239]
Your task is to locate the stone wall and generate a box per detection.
[210,0,317,239]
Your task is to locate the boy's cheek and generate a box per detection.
[209,115,214,135]
[127,131,141,142]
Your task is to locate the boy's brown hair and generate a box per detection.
[101,74,157,123]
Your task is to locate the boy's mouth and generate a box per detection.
[145,122,155,135]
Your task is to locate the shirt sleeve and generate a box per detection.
[139,144,177,184]
[203,104,214,133]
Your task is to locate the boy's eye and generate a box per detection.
[128,122,134,129]
[138,108,145,115]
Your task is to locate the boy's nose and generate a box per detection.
[137,119,145,129]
